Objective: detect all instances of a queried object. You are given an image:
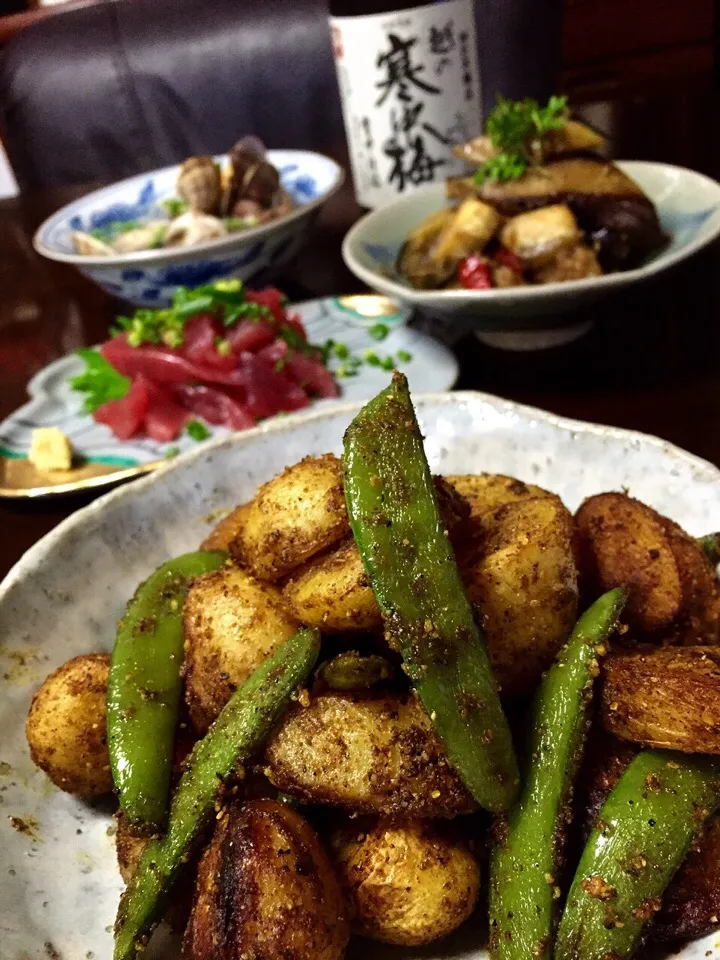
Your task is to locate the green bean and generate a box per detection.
[556,749,720,960]
[113,627,320,960]
[489,589,626,960]
[317,651,392,690]
[107,550,227,832]
[698,532,720,567]
[343,372,518,813]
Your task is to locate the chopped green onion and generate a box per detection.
[186,420,211,442]
[368,323,390,341]
[333,342,349,360]
[379,355,395,371]
[363,350,381,367]
[164,446,180,458]
[396,350,413,362]
[214,338,232,357]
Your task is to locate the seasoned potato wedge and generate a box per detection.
[652,814,720,942]
[229,454,348,581]
[661,516,720,645]
[264,693,475,817]
[446,473,559,525]
[457,497,578,695]
[184,565,299,731]
[601,646,720,752]
[200,503,250,551]
[184,799,348,960]
[283,538,380,632]
[282,476,469,633]
[26,653,112,797]
[330,819,480,946]
[575,493,683,635]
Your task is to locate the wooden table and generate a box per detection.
[1,93,720,580]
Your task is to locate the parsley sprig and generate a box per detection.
[474,94,569,185]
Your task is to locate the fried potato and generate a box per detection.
[200,503,250,551]
[652,814,720,942]
[574,493,683,635]
[661,516,720,645]
[26,653,112,797]
[446,473,559,524]
[282,476,469,633]
[600,646,720,752]
[283,538,380,632]
[184,565,299,731]
[184,799,348,960]
[229,454,348,581]
[264,693,475,818]
[457,496,578,695]
[330,819,480,946]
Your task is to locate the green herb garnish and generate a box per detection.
[70,349,131,413]
[164,446,180,458]
[379,355,395,371]
[364,350,381,366]
[186,420,211,441]
[397,350,413,362]
[90,220,140,243]
[162,198,188,219]
[333,342,350,360]
[474,94,569,185]
[368,323,390,341]
[225,216,259,232]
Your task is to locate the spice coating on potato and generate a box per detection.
[575,493,683,635]
[282,476,469,633]
[26,653,112,797]
[200,503,250,551]
[183,799,348,960]
[229,455,348,581]
[660,516,720,645]
[446,474,558,525]
[184,565,299,731]
[330,819,480,946]
[283,538,380,632]
[457,497,578,695]
[601,646,720,753]
[264,693,475,817]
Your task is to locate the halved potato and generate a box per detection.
[601,646,720,752]
[661,516,720,645]
[200,503,251,551]
[457,496,578,695]
[575,493,683,635]
[26,653,113,797]
[264,692,475,817]
[184,565,299,731]
[330,819,480,946]
[229,454,348,581]
[184,800,349,960]
[500,204,580,266]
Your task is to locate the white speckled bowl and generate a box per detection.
[1,391,719,960]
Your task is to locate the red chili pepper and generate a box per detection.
[458,255,493,290]
[495,247,524,274]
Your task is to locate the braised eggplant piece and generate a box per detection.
[450,157,666,271]
[453,119,605,167]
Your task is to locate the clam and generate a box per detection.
[111,223,167,253]
[163,211,227,248]
[177,156,222,215]
[71,231,115,256]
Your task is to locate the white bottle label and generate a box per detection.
[330,0,482,208]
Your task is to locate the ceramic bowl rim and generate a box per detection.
[342,160,720,303]
[33,149,345,268]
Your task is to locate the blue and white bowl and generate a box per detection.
[343,161,720,347]
[34,150,344,306]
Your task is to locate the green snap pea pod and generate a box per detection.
[556,749,720,960]
[343,372,519,813]
[318,651,392,690]
[113,626,320,960]
[107,550,227,832]
[489,588,626,960]
[698,532,720,567]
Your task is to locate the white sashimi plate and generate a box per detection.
[0,295,457,498]
[1,390,720,960]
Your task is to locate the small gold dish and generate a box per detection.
[0,456,160,500]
